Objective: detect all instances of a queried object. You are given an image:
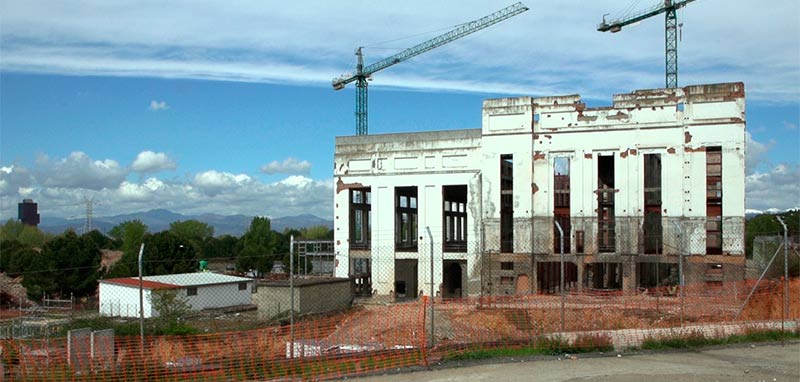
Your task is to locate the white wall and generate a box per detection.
[99,283,154,318]
[332,83,747,295]
[184,282,253,310]
[99,280,253,318]
[333,130,483,294]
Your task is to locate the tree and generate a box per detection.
[202,235,239,259]
[170,220,214,243]
[299,225,333,240]
[82,230,114,251]
[237,217,278,276]
[143,231,198,276]
[22,230,101,300]
[109,220,148,252]
[17,225,48,248]
[1,219,48,248]
[0,240,37,275]
[745,210,799,259]
[0,219,25,242]
[105,249,138,278]
[149,289,195,334]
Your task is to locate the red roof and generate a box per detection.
[101,277,178,290]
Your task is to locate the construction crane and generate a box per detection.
[332,2,529,135]
[598,0,696,88]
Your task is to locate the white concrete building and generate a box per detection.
[333,83,746,298]
[99,272,254,318]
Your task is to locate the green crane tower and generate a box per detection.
[598,0,697,89]
[332,2,529,135]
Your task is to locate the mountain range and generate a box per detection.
[745,207,799,220]
[37,209,333,236]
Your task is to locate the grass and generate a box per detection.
[57,315,200,336]
[445,333,615,361]
[641,329,800,350]
[446,329,800,362]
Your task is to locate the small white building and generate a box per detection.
[99,272,254,318]
[333,82,747,298]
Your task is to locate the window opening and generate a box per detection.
[350,188,371,249]
[501,155,514,253]
[597,155,616,252]
[395,187,418,251]
[553,157,571,253]
[644,154,663,254]
[443,185,468,252]
[706,147,722,254]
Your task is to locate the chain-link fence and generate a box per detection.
[1,221,798,381]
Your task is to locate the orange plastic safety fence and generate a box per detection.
[1,300,427,381]
[2,278,797,381]
[429,277,800,360]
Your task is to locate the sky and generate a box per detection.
[1,0,798,223]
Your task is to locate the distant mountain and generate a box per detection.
[746,207,799,220]
[38,209,333,236]
[270,214,333,232]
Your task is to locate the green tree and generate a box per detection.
[745,210,799,259]
[237,217,278,276]
[299,225,333,240]
[202,235,239,259]
[0,219,25,242]
[19,225,48,247]
[746,215,782,259]
[170,220,214,243]
[105,220,149,278]
[149,289,195,334]
[143,231,198,276]
[82,230,114,251]
[1,219,48,247]
[0,240,37,275]
[22,230,101,300]
[109,220,148,252]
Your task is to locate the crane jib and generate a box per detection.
[331,2,529,135]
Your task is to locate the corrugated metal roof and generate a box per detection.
[145,272,252,286]
[100,278,178,290]
[101,272,252,289]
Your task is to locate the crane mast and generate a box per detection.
[333,2,529,135]
[598,0,696,88]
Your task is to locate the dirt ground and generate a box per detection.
[343,342,800,382]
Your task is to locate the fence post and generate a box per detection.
[426,226,435,348]
[777,216,788,345]
[290,235,295,358]
[137,243,145,356]
[670,220,684,326]
[735,243,783,320]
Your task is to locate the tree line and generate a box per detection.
[0,217,333,301]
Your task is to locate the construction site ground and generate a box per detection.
[344,341,800,382]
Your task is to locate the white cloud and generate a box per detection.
[260,157,312,175]
[745,131,775,175]
[0,165,34,196]
[34,151,127,190]
[0,1,796,102]
[130,151,177,173]
[149,100,169,111]
[746,163,800,211]
[193,170,253,196]
[279,175,313,187]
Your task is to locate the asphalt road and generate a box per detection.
[342,342,800,382]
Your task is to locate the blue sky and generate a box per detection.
[1,0,798,222]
